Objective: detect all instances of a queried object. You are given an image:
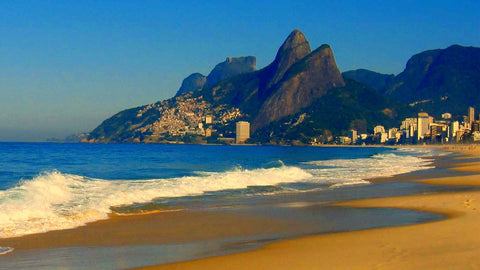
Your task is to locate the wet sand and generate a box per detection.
[0,210,302,251]
[136,145,480,270]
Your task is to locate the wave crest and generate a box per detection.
[0,165,311,238]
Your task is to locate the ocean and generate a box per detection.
[0,143,456,269]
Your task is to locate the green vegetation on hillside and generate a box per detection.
[252,80,415,144]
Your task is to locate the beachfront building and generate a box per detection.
[469,107,475,128]
[373,125,385,134]
[417,112,430,141]
[442,113,452,120]
[401,118,417,130]
[235,121,250,144]
[348,129,358,144]
[450,121,459,140]
[388,128,398,140]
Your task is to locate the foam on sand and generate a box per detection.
[0,166,312,238]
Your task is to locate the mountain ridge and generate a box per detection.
[343,44,480,117]
[86,31,479,144]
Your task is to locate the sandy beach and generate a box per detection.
[134,145,480,270]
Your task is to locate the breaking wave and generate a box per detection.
[0,147,437,239]
[0,166,312,238]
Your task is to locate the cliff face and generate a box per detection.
[253,44,345,130]
[175,73,206,96]
[261,29,312,92]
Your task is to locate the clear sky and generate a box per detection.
[1,0,479,141]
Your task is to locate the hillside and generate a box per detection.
[343,45,480,117]
[253,79,414,144]
[342,69,394,93]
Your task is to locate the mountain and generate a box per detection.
[174,56,256,97]
[253,44,345,130]
[342,69,394,92]
[387,45,480,116]
[86,30,409,144]
[259,29,312,93]
[205,56,256,87]
[175,73,206,96]
[342,45,480,118]
[196,30,345,131]
[253,79,414,144]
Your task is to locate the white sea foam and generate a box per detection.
[303,149,435,187]
[0,166,312,238]
[0,247,14,255]
[0,148,437,239]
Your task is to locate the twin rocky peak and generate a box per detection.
[175,29,345,130]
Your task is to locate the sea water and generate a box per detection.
[0,143,453,269]
[0,143,440,239]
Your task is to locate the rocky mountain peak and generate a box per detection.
[175,73,206,96]
[253,44,345,130]
[267,29,312,88]
[205,56,256,87]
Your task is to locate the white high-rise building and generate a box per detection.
[468,107,475,128]
[417,112,430,141]
[450,121,459,140]
[348,129,358,144]
[236,121,250,144]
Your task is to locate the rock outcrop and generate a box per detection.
[175,73,206,96]
[205,56,256,87]
[254,44,345,130]
[259,29,312,97]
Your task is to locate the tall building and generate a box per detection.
[468,107,475,128]
[348,129,357,144]
[235,121,250,144]
[417,112,430,141]
[450,121,459,140]
[401,118,417,131]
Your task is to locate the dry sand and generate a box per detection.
[136,145,480,270]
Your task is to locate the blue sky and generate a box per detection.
[0,0,479,141]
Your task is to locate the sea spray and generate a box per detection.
[303,150,434,187]
[0,166,312,238]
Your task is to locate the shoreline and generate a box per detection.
[0,145,473,269]
[133,144,480,270]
